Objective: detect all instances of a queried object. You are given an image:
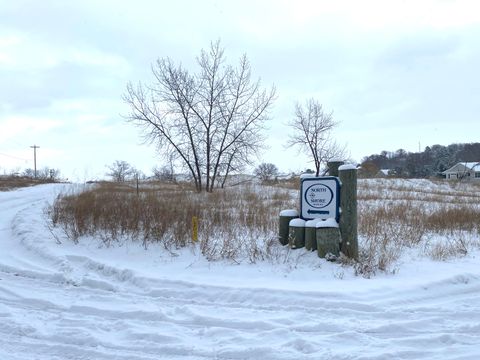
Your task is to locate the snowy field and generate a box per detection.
[1,183,480,359]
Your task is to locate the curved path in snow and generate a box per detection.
[0,185,479,359]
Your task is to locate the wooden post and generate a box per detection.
[327,160,344,177]
[339,164,358,259]
[192,216,198,242]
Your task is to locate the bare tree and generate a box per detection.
[123,40,276,192]
[106,160,135,182]
[286,99,346,176]
[38,167,61,181]
[22,167,60,181]
[254,162,279,183]
[22,168,35,178]
[152,165,175,182]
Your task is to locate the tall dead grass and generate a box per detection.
[48,181,296,263]
[47,178,480,274]
[355,179,480,277]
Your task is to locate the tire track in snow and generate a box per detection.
[2,264,480,359]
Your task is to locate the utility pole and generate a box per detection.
[30,145,40,178]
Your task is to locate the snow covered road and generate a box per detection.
[1,185,480,359]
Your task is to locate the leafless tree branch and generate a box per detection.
[286,99,344,176]
[123,41,275,191]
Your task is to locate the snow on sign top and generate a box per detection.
[279,209,298,217]
[338,164,357,171]
[289,218,306,227]
[300,176,340,221]
[316,218,339,228]
[305,219,321,227]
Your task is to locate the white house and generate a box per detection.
[442,162,480,181]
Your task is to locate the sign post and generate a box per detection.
[300,176,340,221]
[339,165,358,259]
[192,216,198,242]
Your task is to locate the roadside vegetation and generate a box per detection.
[0,175,61,191]
[47,178,480,277]
[48,181,296,264]
[354,179,480,276]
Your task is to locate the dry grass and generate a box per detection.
[276,177,301,190]
[47,177,480,274]
[47,181,296,263]
[355,179,480,277]
[358,178,480,205]
[355,202,426,277]
[426,235,469,261]
[0,176,58,191]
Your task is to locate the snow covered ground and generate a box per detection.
[1,184,480,359]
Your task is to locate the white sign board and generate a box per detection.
[300,176,340,220]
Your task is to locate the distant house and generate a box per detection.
[442,162,480,181]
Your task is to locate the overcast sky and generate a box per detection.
[1,0,479,180]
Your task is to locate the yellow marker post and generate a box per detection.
[192,216,198,242]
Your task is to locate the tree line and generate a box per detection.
[360,142,480,178]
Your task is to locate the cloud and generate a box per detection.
[379,33,460,70]
[0,31,130,72]
[1,0,480,177]
[0,31,130,111]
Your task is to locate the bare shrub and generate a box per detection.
[354,203,417,277]
[47,181,296,263]
[427,236,468,261]
[254,163,279,183]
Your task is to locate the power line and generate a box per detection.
[0,152,29,161]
